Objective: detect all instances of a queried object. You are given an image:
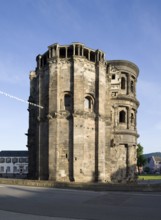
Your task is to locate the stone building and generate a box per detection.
[27,42,139,183]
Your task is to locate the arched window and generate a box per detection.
[64,94,71,110]
[121,77,125,89]
[131,81,134,93]
[119,110,126,123]
[84,96,93,110]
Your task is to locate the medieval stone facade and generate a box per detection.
[27,43,139,183]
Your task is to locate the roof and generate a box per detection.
[0,151,28,157]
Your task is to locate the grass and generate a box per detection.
[138,175,161,180]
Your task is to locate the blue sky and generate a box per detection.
[0,0,161,153]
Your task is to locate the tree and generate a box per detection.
[137,143,147,174]
[144,167,150,174]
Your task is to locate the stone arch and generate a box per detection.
[84,94,94,111]
[60,91,72,111]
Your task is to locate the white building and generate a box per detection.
[145,156,161,174]
[0,151,28,178]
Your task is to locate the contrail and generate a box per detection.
[0,90,44,109]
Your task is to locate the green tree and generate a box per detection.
[137,143,147,173]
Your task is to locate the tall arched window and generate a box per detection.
[84,96,93,110]
[121,77,125,89]
[119,110,126,123]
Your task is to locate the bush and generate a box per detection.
[144,167,150,174]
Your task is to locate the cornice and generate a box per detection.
[111,95,140,107]
[107,60,139,77]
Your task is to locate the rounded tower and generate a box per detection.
[107,60,139,182]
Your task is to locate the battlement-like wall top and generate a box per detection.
[36,43,106,69]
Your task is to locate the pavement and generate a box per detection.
[0,184,161,220]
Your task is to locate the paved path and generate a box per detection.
[0,184,161,220]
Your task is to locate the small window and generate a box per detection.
[121,77,125,89]
[64,94,71,110]
[84,96,93,110]
[119,110,126,123]
[0,158,5,163]
[6,158,11,163]
[13,166,17,173]
[131,81,134,93]
[6,166,10,173]
[19,158,25,163]
[0,166,4,172]
[12,158,18,163]
[24,158,28,163]
[131,113,134,124]
[112,74,115,80]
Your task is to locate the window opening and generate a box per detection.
[121,77,125,89]
[131,113,134,124]
[6,166,10,172]
[119,110,126,123]
[90,51,95,62]
[84,96,93,110]
[131,81,134,93]
[75,46,78,56]
[60,48,66,58]
[112,74,115,80]
[67,46,73,57]
[0,166,4,172]
[84,49,88,59]
[13,166,17,172]
[64,94,71,110]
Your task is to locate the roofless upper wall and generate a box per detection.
[36,43,105,69]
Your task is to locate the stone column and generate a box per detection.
[56,45,59,58]
[78,45,80,56]
[127,107,130,129]
[52,47,56,57]
[127,74,130,95]
[65,47,67,58]
[49,48,52,58]
[73,44,75,56]
[82,46,84,57]
[88,50,90,60]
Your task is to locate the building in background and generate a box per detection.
[144,156,161,174]
[27,42,139,183]
[0,151,28,178]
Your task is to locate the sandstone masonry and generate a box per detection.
[27,43,139,183]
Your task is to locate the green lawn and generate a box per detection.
[138,175,161,180]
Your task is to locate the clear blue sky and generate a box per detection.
[0,0,161,153]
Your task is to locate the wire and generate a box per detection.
[0,90,44,109]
